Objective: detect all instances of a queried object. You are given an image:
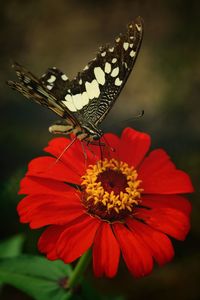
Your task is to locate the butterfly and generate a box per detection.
[7,17,143,143]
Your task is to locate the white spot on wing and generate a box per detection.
[105,62,111,74]
[81,92,89,106]
[112,58,117,64]
[85,79,100,99]
[63,101,77,112]
[109,47,114,52]
[72,94,83,110]
[47,75,56,83]
[130,44,133,48]
[85,82,91,98]
[92,80,100,98]
[136,24,142,32]
[61,74,68,81]
[83,65,89,70]
[116,37,120,42]
[123,42,129,51]
[115,78,122,86]
[101,51,106,57]
[46,85,53,90]
[111,67,119,77]
[79,79,82,85]
[94,67,105,85]
[65,94,73,102]
[62,95,77,111]
[130,50,136,57]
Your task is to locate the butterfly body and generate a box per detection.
[8,17,143,142]
[49,119,102,141]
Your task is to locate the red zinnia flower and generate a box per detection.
[18,128,194,278]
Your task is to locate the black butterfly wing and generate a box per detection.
[8,17,143,133]
[62,17,143,127]
[7,62,79,126]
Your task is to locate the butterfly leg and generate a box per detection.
[88,141,105,146]
[80,142,88,168]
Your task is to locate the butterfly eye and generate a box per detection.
[92,133,102,141]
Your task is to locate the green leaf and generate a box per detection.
[0,234,25,291]
[0,255,73,300]
[0,234,25,258]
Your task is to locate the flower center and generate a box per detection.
[81,158,143,222]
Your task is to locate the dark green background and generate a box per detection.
[0,0,199,299]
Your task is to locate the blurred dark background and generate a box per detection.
[0,0,200,299]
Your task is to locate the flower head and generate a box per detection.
[18,128,194,278]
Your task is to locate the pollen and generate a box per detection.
[81,158,143,222]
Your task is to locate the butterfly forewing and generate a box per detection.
[65,17,143,126]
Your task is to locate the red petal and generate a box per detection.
[113,223,153,277]
[93,223,120,278]
[86,133,120,161]
[26,156,81,185]
[102,133,120,149]
[56,214,101,263]
[119,128,151,168]
[141,194,192,216]
[138,149,194,194]
[17,193,85,228]
[44,137,97,175]
[127,219,174,266]
[38,225,66,260]
[102,133,121,159]
[19,176,74,195]
[136,207,190,240]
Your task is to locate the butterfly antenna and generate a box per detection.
[136,109,144,118]
[99,135,116,160]
[55,136,77,164]
[99,139,104,160]
[123,109,144,123]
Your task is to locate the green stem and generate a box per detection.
[67,249,91,289]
